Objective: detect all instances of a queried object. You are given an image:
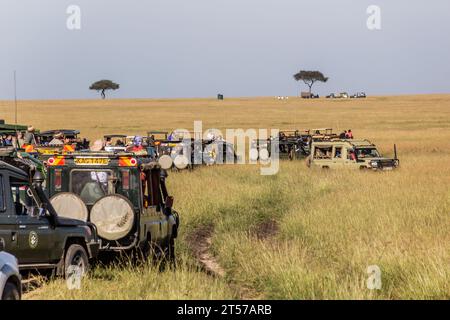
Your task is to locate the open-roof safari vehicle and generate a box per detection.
[45,152,179,261]
[147,130,198,171]
[308,128,337,141]
[0,157,100,278]
[103,134,130,153]
[0,120,29,137]
[250,129,326,162]
[307,139,399,170]
[24,129,89,159]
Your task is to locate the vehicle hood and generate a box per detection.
[56,217,87,227]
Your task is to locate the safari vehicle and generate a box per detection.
[326,92,349,99]
[24,129,89,160]
[351,92,366,99]
[45,153,179,260]
[0,120,29,136]
[38,129,89,150]
[0,249,21,300]
[146,131,193,170]
[307,139,399,170]
[103,135,129,153]
[202,139,238,165]
[308,128,338,142]
[301,92,319,99]
[0,160,100,277]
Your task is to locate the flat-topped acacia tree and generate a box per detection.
[293,71,328,95]
[89,80,120,99]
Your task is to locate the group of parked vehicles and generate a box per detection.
[300,92,367,99]
[326,92,366,99]
[0,120,399,300]
[250,128,400,171]
[0,123,184,300]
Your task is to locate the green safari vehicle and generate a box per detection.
[45,152,179,261]
[0,159,99,277]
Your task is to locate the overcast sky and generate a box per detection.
[1,0,449,99]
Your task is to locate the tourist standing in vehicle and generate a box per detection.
[24,126,36,145]
[346,129,354,139]
[49,132,64,146]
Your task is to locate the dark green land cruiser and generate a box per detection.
[45,152,179,261]
[0,160,99,277]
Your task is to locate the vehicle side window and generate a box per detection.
[334,147,342,158]
[314,146,332,159]
[9,177,40,217]
[0,175,5,212]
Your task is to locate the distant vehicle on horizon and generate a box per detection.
[351,92,367,98]
[326,92,349,99]
[301,92,319,99]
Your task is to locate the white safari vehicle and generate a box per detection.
[0,242,22,300]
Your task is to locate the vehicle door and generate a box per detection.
[0,173,19,256]
[147,169,170,243]
[9,175,53,264]
[344,147,358,168]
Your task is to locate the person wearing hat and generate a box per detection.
[24,126,36,145]
[49,132,64,146]
[127,136,146,155]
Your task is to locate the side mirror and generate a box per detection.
[32,170,45,186]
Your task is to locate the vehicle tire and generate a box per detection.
[2,281,20,300]
[64,244,89,279]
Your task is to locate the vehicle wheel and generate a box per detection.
[2,281,20,300]
[64,244,89,279]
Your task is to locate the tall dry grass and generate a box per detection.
[2,95,448,300]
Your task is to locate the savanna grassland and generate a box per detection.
[1,95,449,299]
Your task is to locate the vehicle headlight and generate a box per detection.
[371,161,378,167]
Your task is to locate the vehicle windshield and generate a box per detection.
[70,170,114,205]
[355,148,380,158]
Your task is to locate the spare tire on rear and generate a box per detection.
[50,192,89,222]
[90,195,135,241]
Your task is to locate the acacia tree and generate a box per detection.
[293,71,328,95]
[89,80,120,99]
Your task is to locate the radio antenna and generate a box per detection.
[14,70,18,126]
